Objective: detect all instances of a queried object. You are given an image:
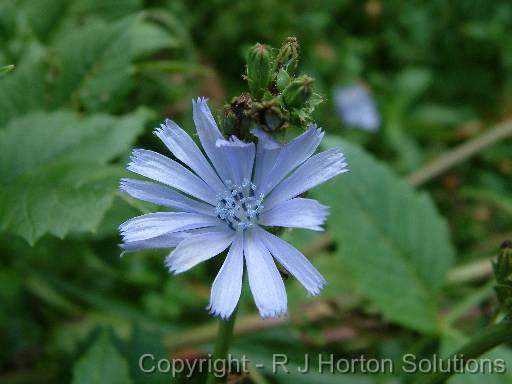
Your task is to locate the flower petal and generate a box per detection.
[264,148,348,210]
[216,136,255,184]
[252,128,283,188]
[259,125,324,195]
[127,149,217,204]
[257,228,326,296]
[207,233,244,319]
[120,232,186,255]
[119,212,220,243]
[244,230,287,318]
[155,119,225,192]
[192,98,232,181]
[259,198,328,231]
[120,178,215,216]
[165,227,235,274]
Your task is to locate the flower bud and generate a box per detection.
[282,75,314,108]
[275,37,299,74]
[247,43,273,99]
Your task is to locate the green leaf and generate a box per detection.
[0,109,150,244]
[129,17,181,58]
[0,49,49,126]
[52,18,134,112]
[313,137,455,333]
[72,331,133,384]
[17,0,142,42]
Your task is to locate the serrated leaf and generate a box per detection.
[313,137,455,333]
[0,109,150,244]
[72,331,133,384]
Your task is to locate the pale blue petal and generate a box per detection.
[216,136,255,184]
[119,212,220,243]
[207,233,244,319]
[259,125,324,195]
[252,128,283,188]
[120,178,215,216]
[244,230,287,318]
[192,98,232,182]
[259,198,328,231]
[264,148,348,210]
[257,228,326,296]
[334,84,380,131]
[155,119,225,192]
[127,149,217,204]
[120,232,186,254]
[165,227,235,274]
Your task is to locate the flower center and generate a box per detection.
[215,178,264,231]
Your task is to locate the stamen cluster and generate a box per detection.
[215,178,264,231]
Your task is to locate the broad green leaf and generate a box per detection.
[52,18,134,112]
[313,137,455,333]
[0,109,150,244]
[0,163,123,245]
[0,109,149,181]
[129,18,181,58]
[16,0,142,42]
[72,331,133,384]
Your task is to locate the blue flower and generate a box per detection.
[334,83,380,131]
[119,98,348,318]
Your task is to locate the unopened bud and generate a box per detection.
[247,43,273,99]
[275,37,299,74]
[282,75,314,108]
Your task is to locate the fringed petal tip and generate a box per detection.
[329,146,349,172]
[206,304,236,320]
[164,256,178,275]
[154,118,177,138]
[306,278,327,297]
[258,308,288,319]
[305,122,325,138]
[192,96,209,108]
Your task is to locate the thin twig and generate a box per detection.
[407,119,512,187]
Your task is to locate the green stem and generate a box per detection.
[414,321,512,384]
[206,309,238,384]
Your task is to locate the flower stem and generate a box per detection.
[206,309,238,384]
[414,321,512,384]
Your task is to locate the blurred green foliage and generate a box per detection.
[1,0,512,383]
